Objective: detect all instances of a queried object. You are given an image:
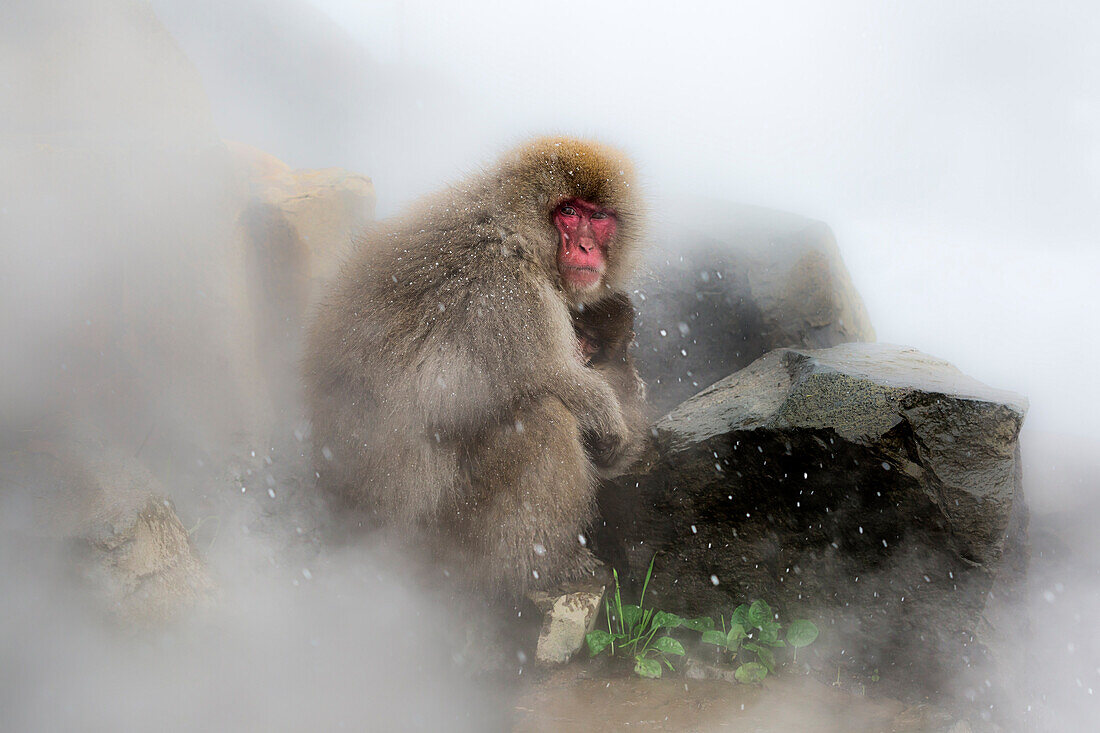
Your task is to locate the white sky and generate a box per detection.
[311,0,1100,438]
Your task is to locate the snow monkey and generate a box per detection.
[304,137,648,596]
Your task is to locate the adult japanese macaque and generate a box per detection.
[304,137,647,596]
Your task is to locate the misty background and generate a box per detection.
[159,0,1100,449]
[2,0,1098,730]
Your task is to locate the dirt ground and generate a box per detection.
[512,668,958,733]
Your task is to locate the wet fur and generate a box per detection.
[303,137,646,596]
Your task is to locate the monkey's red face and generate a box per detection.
[554,199,617,292]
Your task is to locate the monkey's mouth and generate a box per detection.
[561,265,603,288]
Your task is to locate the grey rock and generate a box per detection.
[595,342,1027,696]
[632,200,875,414]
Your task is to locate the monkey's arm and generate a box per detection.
[572,292,649,475]
[412,274,629,452]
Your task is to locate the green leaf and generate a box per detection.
[620,604,643,632]
[747,600,772,628]
[758,620,780,645]
[611,570,625,633]
[652,611,683,629]
[731,604,751,629]
[653,636,686,656]
[639,554,657,606]
[680,616,715,632]
[726,623,747,646]
[734,662,768,684]
[634,656,663,678]
[755,646,776,674]
[701,630,728,647]
[787,619,820,649]
[585,630,614,657]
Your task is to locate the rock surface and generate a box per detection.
[230,141,376,290]
[595,343,1028,699]
[0,1,372,624]
[0,435,214,623]
[228,141,376,421]
[633,201,875,414]
[530,577,607,665]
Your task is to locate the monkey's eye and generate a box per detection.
[560,205,577,216]
[591,211,610,220]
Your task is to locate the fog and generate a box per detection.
[2,0,1099,730]
[162,0,1100,441]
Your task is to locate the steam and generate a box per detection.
[154,0,1099,436]
[2,0,1098,729]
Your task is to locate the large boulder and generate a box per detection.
[230,141,376,290]
[1,1,375,457]
[228,141,376,421]
[633,200,875,414]
[595,343,1027,701]
[0,0,373,622]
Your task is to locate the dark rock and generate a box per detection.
[632,200,875,414]
[595,342,1027,697]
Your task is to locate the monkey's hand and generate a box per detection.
[582,427,633,476]
[575,330,600,365]
[559,369,632,474]
[579,358,647,477]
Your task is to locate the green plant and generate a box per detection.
[786,618,820,662]
[584,559,820,683]
[584,556,687,678]
[698,599,819,682]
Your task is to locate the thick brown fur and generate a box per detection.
[303,137,646,597]
[572,294,649,470]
